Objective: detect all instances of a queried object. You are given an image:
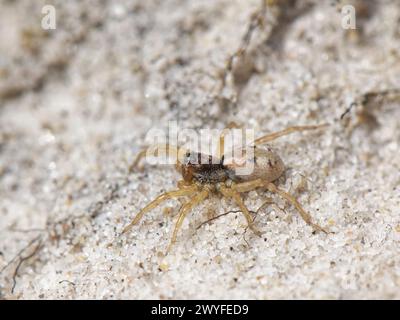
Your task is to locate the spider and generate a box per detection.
[123,124,329,253]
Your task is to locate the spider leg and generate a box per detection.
[255,197,275,214]
[129,144,185,172]
[231,179,328,233]
[166,188,210,254]
[266,182,328,234]
[216,122,242,159]
[177,179,194,189]
[128,148,147,172]
[219,184,262,236]
[122,185,197,234]
[231,179,264,192]
[254,124,328,145]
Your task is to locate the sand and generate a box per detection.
[0,0,399,299]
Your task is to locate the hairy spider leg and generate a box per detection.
[122,185,197,234]
[254,197,275,214]
[166,188,210,254]
[231,179,328,234]
[219,184,262,236]
[216,122,242,160]
[177,179,195,189]
[254,124,328,145]
[129,144,187,172]
[266,182,328,234]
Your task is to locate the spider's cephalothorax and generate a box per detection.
[123,124,329,254]
[176,151,228,184]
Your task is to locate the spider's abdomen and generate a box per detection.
[224,146,285,183]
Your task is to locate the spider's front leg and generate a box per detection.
[166,187,210,254]
[122,184,197,234]
[231,179,328,234]
[128,144,186,172]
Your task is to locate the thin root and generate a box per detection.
[11,237,42,294]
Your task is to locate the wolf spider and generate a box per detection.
[123,124,329,253]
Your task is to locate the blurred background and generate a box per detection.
[0,0,399,299]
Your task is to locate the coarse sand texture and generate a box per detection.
[0,0,399,299]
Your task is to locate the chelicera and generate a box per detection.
[123,124,329,253]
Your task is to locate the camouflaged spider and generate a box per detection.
[123,124,329,253]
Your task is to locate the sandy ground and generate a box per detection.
[0,0,399,299]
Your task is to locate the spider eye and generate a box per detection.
[185,152,191,158]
